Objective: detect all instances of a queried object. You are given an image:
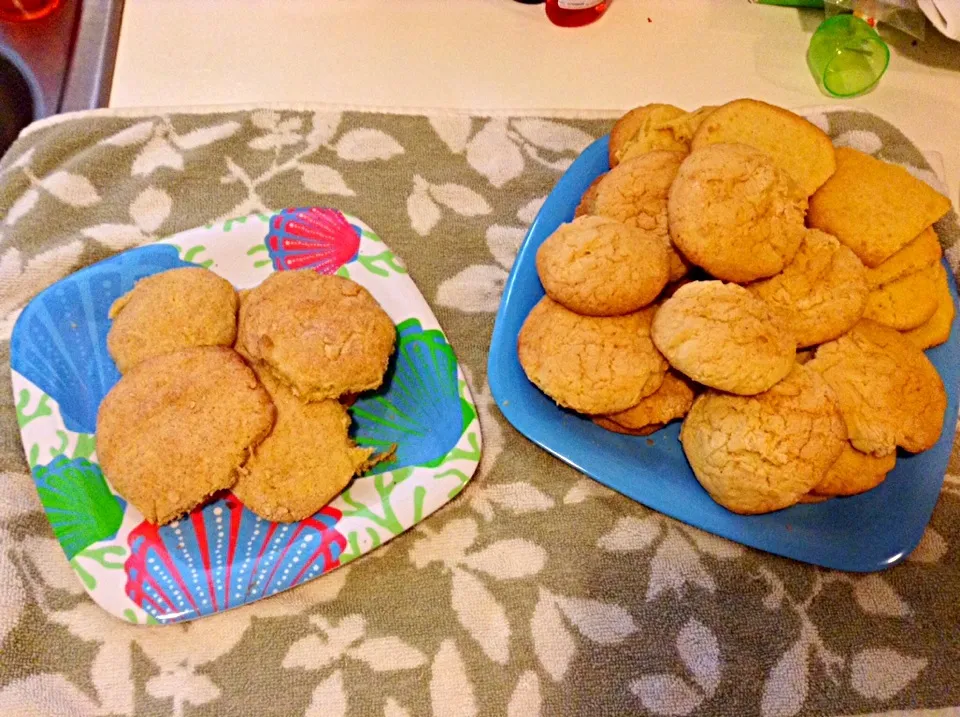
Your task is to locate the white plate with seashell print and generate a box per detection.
[10,207,481,624]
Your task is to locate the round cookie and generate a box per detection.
[592,150,690,281]
[600,372,695,431]
[535,216,669,316]
[748,230,868,348]
[668,143,808,283]
[238,271,395,401]
[863,263,940,330]
[96,347,276,525]
[812,443,896,497]
[609,104,687,167]
[651,281,796,395]
[233,368,375,522]
[680,364,847,514]
[518,297,667,415]
[107,267,239,373]
[807,320,946,457]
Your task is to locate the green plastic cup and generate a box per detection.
[808,15,890,98]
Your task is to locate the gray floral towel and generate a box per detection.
[0,107,958,717]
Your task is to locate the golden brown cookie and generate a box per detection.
[808,320,946,456]
[575,175,604,218]
[518,297,667,415]
[680,364,847,514]
[232,368,374,522]
[863,263,940,330]
[667,143,807,283]
[536,216,669,316]
[592,150,690,281]
[592,417,661,436]
[690,99,836,195]
[865,226,942,289]
[808,148,952,267]
[748,229,868,348]
[812,443,896,497]
[609,104,688,166]
[107,267,238,374]
[96,347,276,525]
[651,281,796,395]
[902,263,955,350]
[600,372,695,431]
[238,271,395,401]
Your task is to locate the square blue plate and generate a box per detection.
[488,135,959,572]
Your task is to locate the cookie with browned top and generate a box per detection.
[107,267,239,373]
[808,147,951,267]
[668,143,808,283]
[902,263,955,350]
[536,216,669,316]
[680,364,847,514]
[652,281,796,395]
[96,346,276,525]
[600,372,695,432]
[518,297,667,415]
[691,98,836,196]
[232,367,375,522]
[807,320,946,456]
[609,104,688,167]
[812,443,896,497]
[238,271,395,401]
[863,263,940,330]
[748,229,868,347]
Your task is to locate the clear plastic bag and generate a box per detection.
[825,0,927,39]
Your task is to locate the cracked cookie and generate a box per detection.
[518,297,667,415]
[748,229,868,348]
[681,364,847,514]
[667,143,807,283]
[652,281,796,395]
[536,215,669,316]
[807,320,946,457]
[592,150,690,281]
[108,267,239,374]
[96,346,276,525]
[609,103,688,166]
[237,271,395,402]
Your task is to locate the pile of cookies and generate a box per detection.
[96,267,395,525]
[519,98,953,514]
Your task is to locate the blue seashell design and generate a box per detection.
[351,319,474,473]
[33,455,126,560]
[10,245,193,434]
[124,496,347,623]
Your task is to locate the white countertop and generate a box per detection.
[111,0,960,201]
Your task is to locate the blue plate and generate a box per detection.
[488,135,960,572]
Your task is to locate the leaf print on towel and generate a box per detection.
[3,149,101,226]
[82,185,173,250]
[531,586,637,682]
[334,128,404,162]
[430,640,478,717]
[0,240,83,340]
[629,617,721,715]
[435,196,543,312]
[284,613,426,717]
[850,647,926,700]
[406,175,491,237]
[429,116,593,187]
[410,517,546,664]
[98,117,240,176]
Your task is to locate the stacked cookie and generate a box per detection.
[519,98,953,514]
[97,268,395,525]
